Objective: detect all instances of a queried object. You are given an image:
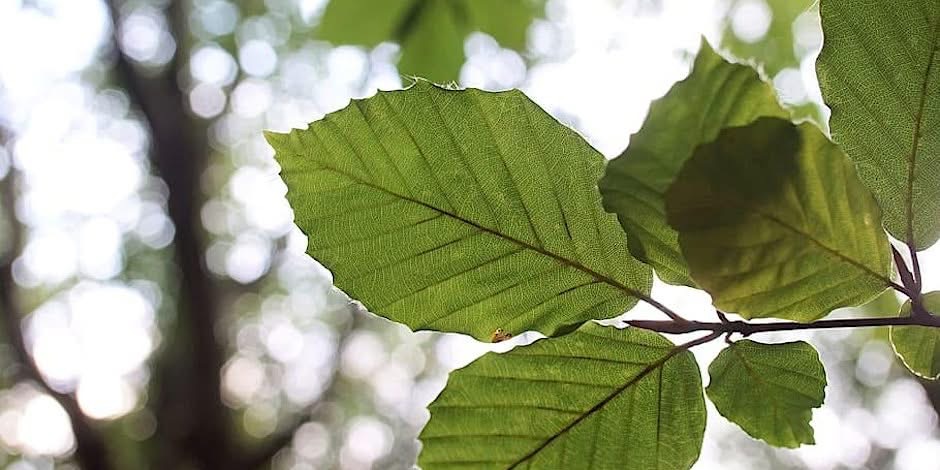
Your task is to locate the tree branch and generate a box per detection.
[0,158,113,469]
[628,312,940,337]
[105,1,229,468]
[640,296,690,323]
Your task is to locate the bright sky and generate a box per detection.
[2,0,940,468]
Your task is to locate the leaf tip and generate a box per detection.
[262,129,290,149]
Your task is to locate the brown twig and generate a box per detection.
[892,245,917,292]
[628,312,940,337]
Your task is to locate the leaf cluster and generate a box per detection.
[268,0,940,467]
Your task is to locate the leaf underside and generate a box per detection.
[420,323,705,469]
[599,39,788,286]
[665,118,892,321]
[706,340,826,448]
[316,0,543,82]
[891,291,940,379]
[816,0,940,250]
[267,81,651,341]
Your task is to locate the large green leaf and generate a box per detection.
[665,117,893,321]
[266,81,652,341]
[316,0,543,82]
[891,291,940,379]
[706,340,826,448]
[599,40,787,286]
[816,0,940,250]
[420,323,706,469]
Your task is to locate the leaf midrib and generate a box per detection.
[297,160,649,302]
[720,345,817,446]
[905,23,940,244]
[506,345,685,469]
[707,198,893,287]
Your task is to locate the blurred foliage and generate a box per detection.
[316,0,545,82]
[719,0,823,125]
[719,0,815,74]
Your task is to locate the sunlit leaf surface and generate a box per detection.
[666,118,892,321]
[599,40,787,286]
[267,81,651,340]
[707,340,826,448]
[421,323,705,469]
[816,0,940,249]
[891,291,940,379]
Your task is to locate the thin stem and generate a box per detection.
[640,296,690,323]
[680,330,725,349]
[892,244,917,294]
[889,279,914,298]
[909,243,923,293]
[715,310,730,323]
[628,313,940,337]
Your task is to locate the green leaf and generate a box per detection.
[420,323,705,469]
[316,0,543,82]
[706,340,826,448]
[316,0,415,48]
[891,291,940,379]
[665,117,892,321]
[396,0,464,85]
[463,0,538,51]
[816,0,940,250]
[599,39,787,286]
[266,81,652,341]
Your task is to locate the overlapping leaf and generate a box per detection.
[266,81,652,341]
[599,40,787,286]
[891,291,940,379]
[665,118,892,321]
[420,323,705,469]
[316,0,543,82]
[706,340,826,448]
[816,0,940,249]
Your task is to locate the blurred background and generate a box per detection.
[1,0,940,469]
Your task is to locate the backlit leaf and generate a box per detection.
[420,323,706,469]
[665,117,892,321]
[599,39,787,286]
[267,81,652,341]
[816,0,940,249]
[891,291,940,379]
[707,340,826,448]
